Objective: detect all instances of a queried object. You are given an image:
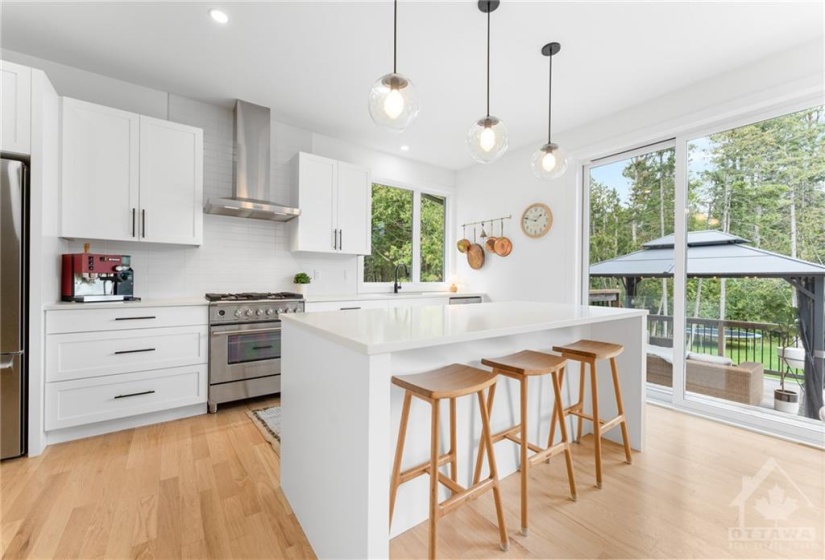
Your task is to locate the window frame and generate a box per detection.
[358,177,453,294]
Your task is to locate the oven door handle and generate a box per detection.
[211,327,282,337]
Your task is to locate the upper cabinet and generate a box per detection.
[60,97,203,245]
[290,152,371,255]
[1,61,32,155]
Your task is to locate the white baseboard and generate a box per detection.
[44,403,206,446]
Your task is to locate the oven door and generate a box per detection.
[210,321,281,384]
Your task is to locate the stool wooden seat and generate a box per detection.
[473,350,576,536]
[551,340,632,488]
[390,364,509,559]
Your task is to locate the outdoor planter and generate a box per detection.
[774,388,800,414]
[778,346,806,370]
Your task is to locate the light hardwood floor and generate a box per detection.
[2,401,822,559]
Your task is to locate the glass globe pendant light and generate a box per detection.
[531,42,568,180]
[368,0,419,131]
[466,0,508,164]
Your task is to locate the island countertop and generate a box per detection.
[279,300,647,355]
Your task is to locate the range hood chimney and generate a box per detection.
[204,100,300,221]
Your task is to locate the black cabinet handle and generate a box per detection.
[252,345,273,350]
[339,306,361,310]
[333,228,338,250]
[114,390,155,399]
[114,348,156,355]
[115,316,156,321]
[339,229,342,250]
[132,208,136,237]
[142,209,146,238]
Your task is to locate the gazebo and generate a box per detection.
[590,230,825,419]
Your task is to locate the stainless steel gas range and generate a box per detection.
[206,292,305,413]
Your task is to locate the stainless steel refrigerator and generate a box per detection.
[1,158,27,460]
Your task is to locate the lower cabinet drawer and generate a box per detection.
[45,364,207,430]
[46,326,207,382]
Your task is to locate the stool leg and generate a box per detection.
[610,357,633,464]
[478,389,509,552]
[449,397,458,483]
[429,398,440,560]
[547,366,565,449]
[519,376,529,535]
[589,358,603,488]
[389,391,412,526]
[575,362,586,443]
[552,368,577,501]
[472,380,497,485]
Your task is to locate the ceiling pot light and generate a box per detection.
[208,9,229,24]
[368,0,419,131]
[466,1,508,164]
[531,42,568,181]
[400,145,410,151]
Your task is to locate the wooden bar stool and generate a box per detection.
[473,350,576,536]
[550,339,633,488]
[389,363,509,559]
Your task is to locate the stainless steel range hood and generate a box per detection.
[204,100,300,222]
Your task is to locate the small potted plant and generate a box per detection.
[775,309,802,414]
[293,272,311,296]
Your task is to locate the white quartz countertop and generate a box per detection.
[280,301,647,354]
[45,297,209,310]
[304,292,485,303]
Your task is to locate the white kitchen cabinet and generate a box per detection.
[45,364,207,430]
[61,98,139,241]
[60,97,203,245]
[44,304,208,434]
[1,60,32,155]
[290,152,371,255]
[140,116,203,245]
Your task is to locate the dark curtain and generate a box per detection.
[797,278,824,419]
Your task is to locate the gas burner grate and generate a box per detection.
[205,292,304,302]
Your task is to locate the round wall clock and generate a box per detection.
[521,202,553,238]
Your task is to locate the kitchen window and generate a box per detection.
[361,182,449,289]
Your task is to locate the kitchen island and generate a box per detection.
[279,301,647,559]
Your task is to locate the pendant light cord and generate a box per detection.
[393,0,398,74]
[486,2,491,117]
[547,51,553,143]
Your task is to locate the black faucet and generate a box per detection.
[393,263,408,294]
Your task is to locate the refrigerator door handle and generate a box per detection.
[0,351,22,370]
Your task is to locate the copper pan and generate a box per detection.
[494,219,512,257]
[467,226,485,269]
[457,225,470,253]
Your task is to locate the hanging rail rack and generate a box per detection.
[460,215,511,229]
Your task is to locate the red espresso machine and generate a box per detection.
[61,251,137,302]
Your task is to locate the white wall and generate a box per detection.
[455,39,824,304]
[2,49,455,299]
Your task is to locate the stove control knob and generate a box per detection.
[266,308,274,316]
[245,309,253,317]
[234,309,242,317]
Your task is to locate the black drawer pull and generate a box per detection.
[252,345,274,350]
[115,316,157,321]
[114,390,155,399]
[114,348,156,355]
[339,306,361,310]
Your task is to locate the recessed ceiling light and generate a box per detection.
[208,9,229,24]
[400,145,410,152]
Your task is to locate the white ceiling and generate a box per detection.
[2,1,823,171]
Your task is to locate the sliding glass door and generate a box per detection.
[584,103,825,445]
